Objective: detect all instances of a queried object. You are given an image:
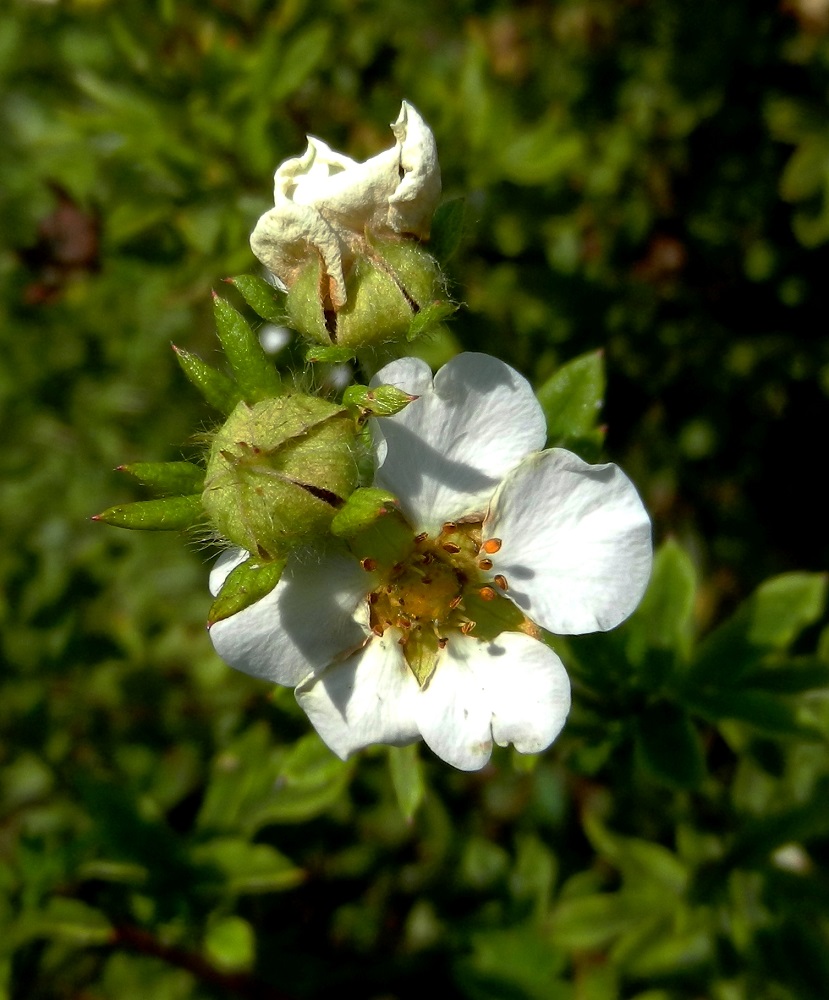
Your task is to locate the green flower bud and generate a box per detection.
[202,394,359,559]
[286,240,449,352]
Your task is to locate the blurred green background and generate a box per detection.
[2,1,829,997]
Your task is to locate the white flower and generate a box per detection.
[250,101,441,310]
[208,354,653,771]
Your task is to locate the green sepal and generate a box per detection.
[406,299,457,341]
[173,345,243,415]
[405,630,440,688]
[207,556,287,626]
[330,487,401,539]
[388,744,424,822]
[212,293,282,403]
[305,345,357,365]
[118,461,205,496]
[224,275,285,323]
[93,494,203,531]
[430,197,466,263]
[342,384,417,419]
[536,350,607,458]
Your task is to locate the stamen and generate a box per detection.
[438,637,448,649]
[479,586,497,601]
[414,532,428,543]
[449,595,463,609]
[494,574,508,591]
[460,620,476,634]
[441,541,461,554]
[482,538,502,554]
[478,558,493,571]
[441,521,457,534]
[361,557,377,572]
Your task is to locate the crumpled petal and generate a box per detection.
[414,632,570,770]
[371,353,547,533]
[208,548,370,687]
[484,449,653,635]
[250,101,440,310]
[296,631,421,759]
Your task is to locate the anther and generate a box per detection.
[460,620,476,635]
[414,532,428,543]
[420,552,435,565]
[449,595,463,609]
[442,541,461,554]
[478,558,493,571]
[441,521,457,534]
[360,557,377,572]
[479,586,497,601]
[482,538,502,554]
[372,624,384,636]
[494,575,508,591]
[438,637,448,649]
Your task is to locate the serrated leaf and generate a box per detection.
[173,345,243,414]
[207,556,286,625]
[536,350,606,448]
[430,197,466,263]
[118,461,204,496]
[93,494,203,530]
[213,294,282,402]
[225,274,285,322]
[388,744,425,822]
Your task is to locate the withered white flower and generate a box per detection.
[250,101,441,311]
[209,354,653,771]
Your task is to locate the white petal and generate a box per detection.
[296,632,420,760]
[485,449,653,634]
[469,632,571,754]
[414,637,494,771]
[387,101,442,238]
[208,550,370,687]
[371,353,547,533]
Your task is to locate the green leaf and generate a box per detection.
[207,556,287,626]
[685,688,822,739]
[635,701,706,789]
[213,293,282,403]
[18,898,113,947]
[430,197,466,263]
[194,838,305,894]
[204,915,255,973]
[690,572,827,685]
[271,23,331,101]
[225,274,285,322]
[536,350,606,449]
[173,345,243,414]
[118,461,204,496]
[388,744,425,822]
[93,494,203,530]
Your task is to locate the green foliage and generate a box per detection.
[2,1,829,999]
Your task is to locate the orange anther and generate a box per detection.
[442,541,461,554]
[482,538,502,554]
[494,575,508,591]
[479,586,497,601]
[478,558,493,571]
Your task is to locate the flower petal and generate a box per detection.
[296,631,420,760]
[414,637,494,771]
[387,101,441,238]
[469,632,571,754]
[208,549,370,687]
[371,353,547,533]
[485,449,652,634]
